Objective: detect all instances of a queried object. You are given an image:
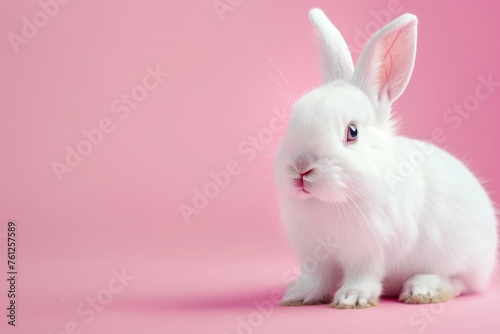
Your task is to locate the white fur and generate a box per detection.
[275,9,498,308]
[309,8,354,83]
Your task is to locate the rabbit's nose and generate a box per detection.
[294,154,314,174]
[299,168,314,177]
[295,168,314,187]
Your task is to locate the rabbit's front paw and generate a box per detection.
[399,274,463,304]
[280,298,329,306]
[332,286,379,309]
[280,274,331,306]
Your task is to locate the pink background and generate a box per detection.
[1,0,500,333]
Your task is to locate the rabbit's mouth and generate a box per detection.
[292,179,311,195]
[299,187,311,195]
[293,187,312,200]
[288,176,312,198]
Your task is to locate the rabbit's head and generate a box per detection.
[275,9,418,203]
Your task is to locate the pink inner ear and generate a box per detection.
[378,30,402,101]
[353,14,417,106]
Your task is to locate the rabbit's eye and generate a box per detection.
[346,124,358,143]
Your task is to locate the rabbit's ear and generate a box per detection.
[309,9,354,83]
[353,14,417,109]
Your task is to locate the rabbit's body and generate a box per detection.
[280,136,496,299]
[275,10,497,308]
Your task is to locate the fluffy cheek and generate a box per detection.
[309,169,349,203]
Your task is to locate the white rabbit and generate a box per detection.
[274,8,498,308]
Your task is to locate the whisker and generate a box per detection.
[256,188,280,232]
[344,193,374,250]
[237,175,275,200]
[262,81,293,108]
[249,40,297,103]
[258,68,295,107]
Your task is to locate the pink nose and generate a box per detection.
[295,168,314,188]
[295,156,312,174]
[300,168,313,177]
